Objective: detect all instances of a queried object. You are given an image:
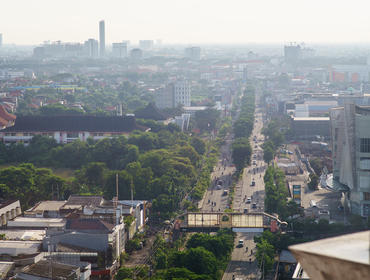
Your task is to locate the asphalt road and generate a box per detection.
[201,133,235,212]
[223,95,267,280]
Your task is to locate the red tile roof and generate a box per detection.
[0,104,16,121]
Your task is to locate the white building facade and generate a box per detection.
[174,80,191,107]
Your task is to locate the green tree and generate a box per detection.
[183,247,217,275]
[308,173,319,190]
[194,108,220,131]
[232,137,252,170]
[263,145,275,164]
[255,239,275,274]
[190,137,206,155]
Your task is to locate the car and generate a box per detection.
[246,198,251,204]
[252,203,257,209]
[253,161,257,165]
[243,208,249,213]
[238,239,244,247]
[222,189,229,196]
[216,185,222,190]
[251,181,255,186]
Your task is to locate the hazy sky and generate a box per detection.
[1,0,370,45]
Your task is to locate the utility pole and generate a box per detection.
[114,173,119,225]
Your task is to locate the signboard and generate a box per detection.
[233,228,264,233]
[293,184,301,205]
[270,220,278,232]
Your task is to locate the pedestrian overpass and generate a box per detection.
[176,212,287,232]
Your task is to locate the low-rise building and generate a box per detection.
[16,260,84,280]
[291,117,330,140]
[7,217,66,230]
[0,115,142,144]
[24,201,67,218]
[0,200,22,226]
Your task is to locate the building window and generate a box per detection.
[11,133,16,136]
[67,133,79,138]
[360,158,370,170]
[360,138,370,153]
[364,192,370,201]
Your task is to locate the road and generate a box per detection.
[200,131,235,212]
[223,94,267,280]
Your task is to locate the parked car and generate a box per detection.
[246,198,251,204]
[252,203,257,209]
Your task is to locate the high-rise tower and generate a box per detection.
[99,20,105,57]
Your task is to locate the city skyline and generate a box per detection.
[1,0,370,45]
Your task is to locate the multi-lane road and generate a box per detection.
[199,92,267,280]
[223,101,267,280]
[201,131,235,212]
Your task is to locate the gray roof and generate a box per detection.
[65,195,104,207]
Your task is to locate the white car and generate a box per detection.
[246,198,251,204]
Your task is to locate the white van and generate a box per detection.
[238,239,244,247]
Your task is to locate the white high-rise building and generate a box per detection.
[154,80,191,109]
[112,42,128,58]
[84,39,99,58]
[99,20,105,57]
[330,104,370,216]
[174,80,191,107]
[139,40,154,51]
[185,46,201,60]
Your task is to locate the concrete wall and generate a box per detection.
[45,231,109,252]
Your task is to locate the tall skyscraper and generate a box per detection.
[99,20,105,57]
[139,40,154,51]
[185,47,201,60]
[84,39,99,58]
[284,43,301,64]
[112,42,127,58]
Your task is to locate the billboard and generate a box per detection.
[293,184,301,205]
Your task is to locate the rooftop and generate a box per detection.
[64,195,105,208]
[7,217,65,228]
[0,262,14,279]
[0,241,41,256]
[2,115,141,132]
[66,218,115,232]
[0,199,19,209]
[21,260,79,279]
[293,117,330,121]
[27,200,66,212]
[289,230,370,280]
[0,229,45,241]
